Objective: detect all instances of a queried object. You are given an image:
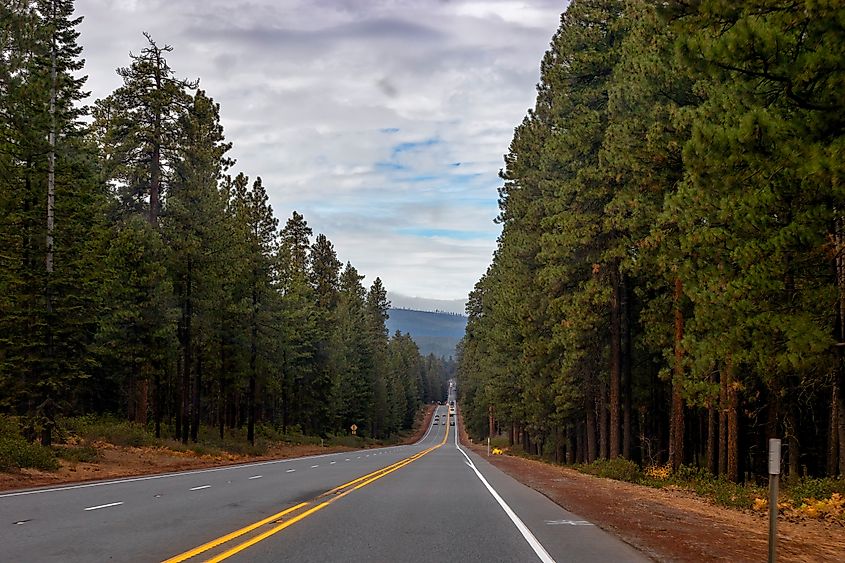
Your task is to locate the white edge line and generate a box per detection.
[189,485,211,491]
[286,469,295,473]
[83,501,123,511]
[0,421,436,499]
[248,475,262,480]
[454,414,555,563]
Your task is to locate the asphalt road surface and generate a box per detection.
[1,400,647,561]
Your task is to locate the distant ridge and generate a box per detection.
[386,308,467,359]
[387,293,467,315]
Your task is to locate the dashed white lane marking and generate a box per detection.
[286,469,296,473]
[330,461,336,465]
[345,458,350,462]
[248,475,262,480]
[84,502,123,511]
[311,465,319,468]
[189,485,211,491]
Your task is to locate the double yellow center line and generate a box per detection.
[164,411,450,562]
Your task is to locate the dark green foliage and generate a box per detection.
[577,458,642,484]
[0,1,446,462]
[459,0,845,480]
[0,417,59,471]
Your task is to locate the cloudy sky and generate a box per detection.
[75,0,564,312]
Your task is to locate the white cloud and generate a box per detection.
[74,0,564,299]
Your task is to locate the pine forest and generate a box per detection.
[457,0,845,481]
[0,0,452,453]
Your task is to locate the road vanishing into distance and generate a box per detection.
[1,393,647,562]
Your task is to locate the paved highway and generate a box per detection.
[1,401,647,561]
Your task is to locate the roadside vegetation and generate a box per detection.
[487,436,845,522]
[1,409,430,477]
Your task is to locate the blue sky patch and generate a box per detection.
[398,227,494,241]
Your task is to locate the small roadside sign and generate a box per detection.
[350,424,358,435]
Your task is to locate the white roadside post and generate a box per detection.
[487,436,490,457]
[768,438,781,563]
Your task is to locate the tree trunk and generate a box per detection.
[575,421,584,463]
[669,276,685,470]
[150,52,162,225]
[726,358,740,482]
[599,382,608,460]
[154,369,161,439]
[180,270,192,445]
[835,216,845,476]
[787,405,800,480]
[219,332,226,441]
[719,366,728,476]
[838,383,845,477]
[509,423,515,447]
[707,397,717,474]
[191,354,201,443]
[44,11,57,443]
[248,281,258,446]
[829,383,839,476]
[609,265,622,459]
[586,395,597,463]
[175,350,183,440]
[622,274,632,459]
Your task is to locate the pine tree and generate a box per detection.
[93,33,196,223]
[165,89,233,441]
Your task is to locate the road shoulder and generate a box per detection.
[460,432,844,562]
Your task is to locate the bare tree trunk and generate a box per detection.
[835,216,845,476]
[719,366,728,476]
[839,385,845,477]
[191,354,201,443]
[669,277,685,470]
[599,382,608,460]
[586,395,597,463]
[180,269,192,445]
[707,397,717,474]
[575,421,584,463]
[609,265,622,459]
[829,383,839,476]
[726,358,739,482]
[175,350,183,439]
[247,280,257,445]
[219,332,226,441]
[787,406,799,480]
[622,275,632,459]
[154,369,161,439]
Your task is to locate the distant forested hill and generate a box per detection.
[386,309,467,359]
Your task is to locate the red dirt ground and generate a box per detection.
[0,406,436,492]
[458,421,845,562]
